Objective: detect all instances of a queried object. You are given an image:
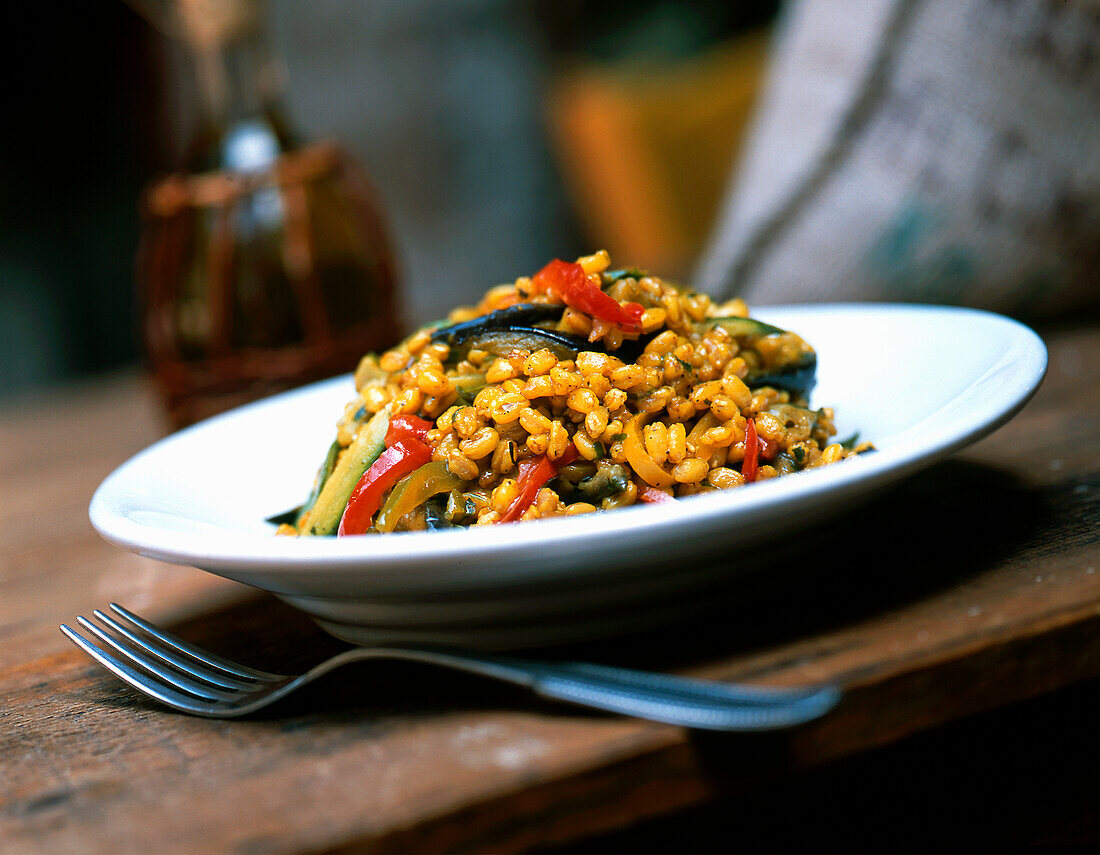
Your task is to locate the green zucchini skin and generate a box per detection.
[601,268,647,283]
[303,410,391,536]
[708,316,787,338]
[293,439,340,528]
[267,438,341,526]
[708,316,817,397]
[747,354,817,397]
[452,372,487,403]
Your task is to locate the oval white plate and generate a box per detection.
[90,304,1046,648]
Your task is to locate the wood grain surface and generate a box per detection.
[2,323,1098,854]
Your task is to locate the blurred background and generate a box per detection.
[0,0,778,405]
[2,0,1096,411]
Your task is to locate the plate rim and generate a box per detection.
[89,302,1048,579]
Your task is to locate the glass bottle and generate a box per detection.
[136,0,404,429]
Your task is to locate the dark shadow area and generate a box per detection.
[550,677,1100,854]
[538,457,1055,672]
[89,456,1071,726]
[74,455,1098,854]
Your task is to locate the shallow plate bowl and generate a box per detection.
[90,304,1047,648]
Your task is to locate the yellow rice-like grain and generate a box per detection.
[293,251,867,535]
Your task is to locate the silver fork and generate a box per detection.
[60,604,841,731]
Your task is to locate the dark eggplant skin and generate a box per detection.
[428,303,815,394]
[428,302,655,362]
[460,328,590,361]
[430,304,590,361]
[707,316,786,338]
[430,304,565,347]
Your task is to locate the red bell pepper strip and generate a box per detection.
[532,260,644,333]
[638,485,674,504]
[338,437,434,535]
[742,418,759,483]
[500,446,579,523]
[386,414,432,444]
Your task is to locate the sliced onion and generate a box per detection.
[623,414,674,489]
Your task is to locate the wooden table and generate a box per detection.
[3,322,1099,854]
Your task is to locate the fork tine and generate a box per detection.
[75,616,245,703]
[90,609,262,691]
[61,623,222,713]
[108,603,284,681]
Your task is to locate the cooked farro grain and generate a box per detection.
[287,253,872,537]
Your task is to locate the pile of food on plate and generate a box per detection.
[282,251,871,536]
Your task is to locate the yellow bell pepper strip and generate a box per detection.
[622,414,674,488]
[532,259,644,333]
[374,461,462,533]
[500,446,579,523]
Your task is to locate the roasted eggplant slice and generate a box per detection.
[430,306,815,393]
[431,304,563,347]
[459,328,589,361]
[431,304,589,361]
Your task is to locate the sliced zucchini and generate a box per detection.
[452,372,487,402]
[746,353,817,397]
[302,410,391,536]
[707,316,817,396]
[707,316,787,338]
[284,439,340,527]
[601,268,647,283]
[266,438,340,526]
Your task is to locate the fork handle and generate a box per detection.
[530,673,839,730]
[334,648,840,731]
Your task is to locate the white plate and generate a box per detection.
[90,304,1047,648]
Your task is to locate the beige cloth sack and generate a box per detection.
[696,0,1100,319]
